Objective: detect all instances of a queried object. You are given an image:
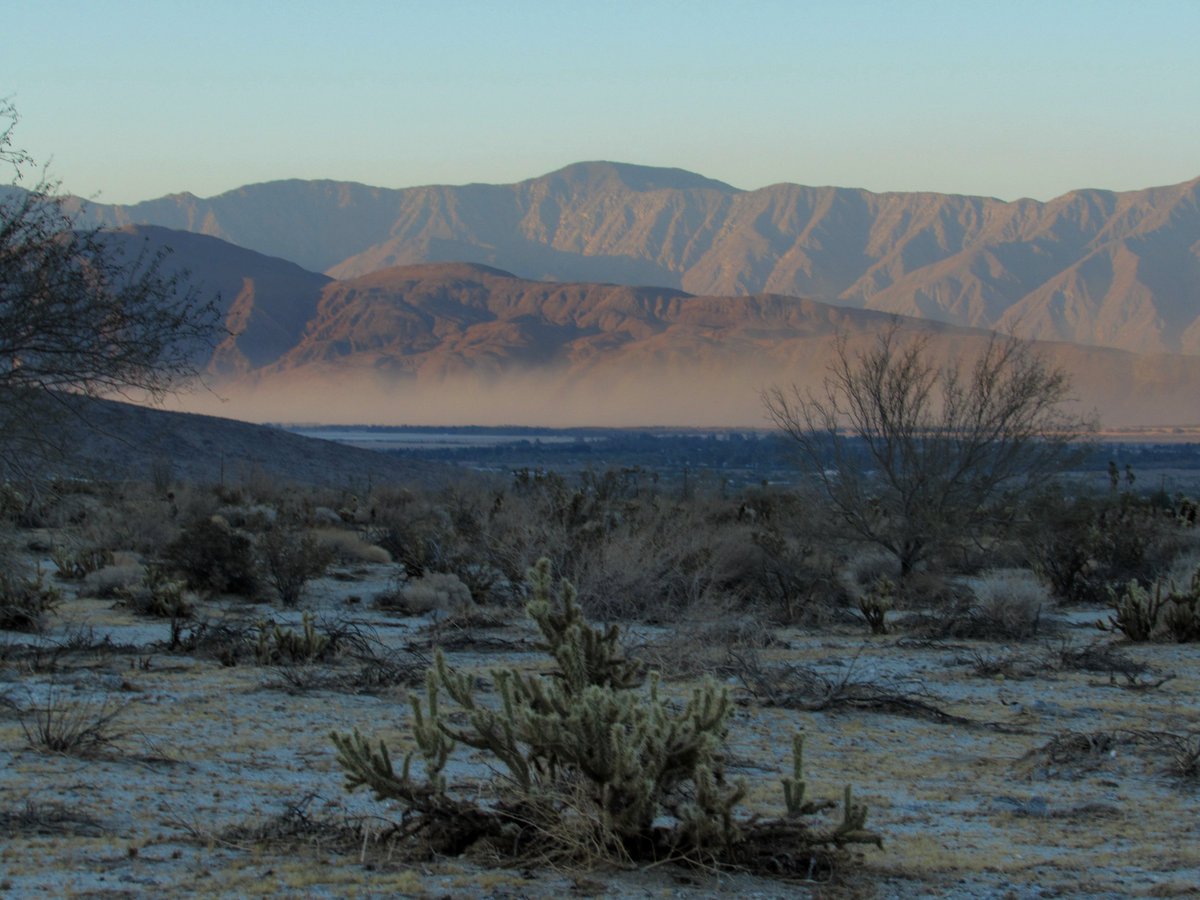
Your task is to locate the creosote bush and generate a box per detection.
[258,525,333,606]
[1025,491,1188,606]
[164,516,260,597]
[332,559,879,872]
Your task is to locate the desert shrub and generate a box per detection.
[50,545,114,581]
[371,483,525,605]
[1166,732,1200,781]
[1,529,59,631]
[163,616,256,662]
[0,568,60,632]
[217,504,278,531]
[370,496,452,579]
[53,481,181,558]
[958,569,1048,640]
[745,524,850,624]
[333,559,880,871]
[562,497,766,621]
[631,602,780,680]
[81,562,144,599]
[258,526,333,606]
[377,572,472,616]
[164,516,260,597]
[1101,581,1166,642]
[0,483,26,521]
[844,549,899,592]
[1025,491,1187,605]
[370,475,792,618]
[1163,572,1200,642]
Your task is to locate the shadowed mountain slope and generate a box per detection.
[43,395,443,486]
[97,225,332,375]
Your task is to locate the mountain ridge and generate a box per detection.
[70,163,1200,356]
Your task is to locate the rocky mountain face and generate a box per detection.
[77,162,1200,356]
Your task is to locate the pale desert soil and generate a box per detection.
[2,555,1198,899]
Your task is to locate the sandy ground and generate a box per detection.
[2,557,1199,899]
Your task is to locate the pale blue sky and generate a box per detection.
[4,0,1198,203]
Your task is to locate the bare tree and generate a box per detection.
[0,100,221,478]
[764,322,1095,578]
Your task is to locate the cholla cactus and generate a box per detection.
[332,558,880,864]
[858,575,895,635]
[256,612,330,664]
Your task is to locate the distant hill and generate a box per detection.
[74,162,1200,356]
[43,394,443,487]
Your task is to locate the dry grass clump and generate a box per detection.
[0,799,108,837]
[960,569,1049,640]
[311,528,392,564]
[19,686,129,755]
[1019,729,1200,783]
[376,572,473,616]
[81,561,144,598]
[631,603,781,680]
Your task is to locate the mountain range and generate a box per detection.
[76,161,1200,358]
[47,163,1200,428]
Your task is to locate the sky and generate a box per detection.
[3,0,1199,204]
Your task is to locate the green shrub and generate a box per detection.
[332,559,879,870]
[0,567,61,632]
[1026,492,1185,606]
[164,516,260,597]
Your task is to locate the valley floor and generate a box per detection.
[3,554,1199,898]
